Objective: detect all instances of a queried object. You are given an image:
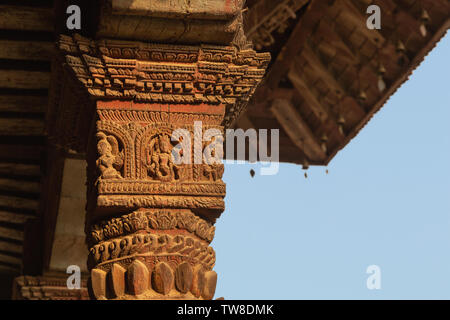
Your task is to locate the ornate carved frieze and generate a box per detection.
[58,34,270,128]
[12,276,89,300]
[246,0,310,50]
[88,209,215,245]
[84,103,227,221]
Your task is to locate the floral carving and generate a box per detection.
[148,210,177,230]
[88,209,215,245]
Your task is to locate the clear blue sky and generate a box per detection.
[213,31,450,299]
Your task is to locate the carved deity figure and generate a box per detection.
[96,132,124,180]
[146,134,181,182]
[202,138,224,182]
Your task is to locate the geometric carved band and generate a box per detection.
[59,34,270,128]
[13,275,89,300]
[98,180,226,196]
[89,209,215,245]
[95,195,225,212]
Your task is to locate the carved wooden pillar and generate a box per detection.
[48,33,270,300]
[86,100,224,300]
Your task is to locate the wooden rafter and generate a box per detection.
[271,98,326,162]
[287,70,329,123]
[0,226,23,242]
[0,241,22,255]
[0,5,53,32]
[300,43,365,116]
[0,210,34,224]
[336,0,386,47]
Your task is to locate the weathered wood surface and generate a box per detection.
[0,95,47,113]
[0,40,53,61]
[0,226,24,242]
[0,178,40,194]
[0,264,20,273]
[0,163,40,177]
[0,145,43,161]
[271,98,325,162]
[0,210,34,224]
[0,253,21,266]
[0,5,53,32]
[0,70,50,89]
[0,195,39,212]
[0,118,44,136]
[111,0,243,18]
[0,241,22,255]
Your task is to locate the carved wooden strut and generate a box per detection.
[49,31,269,300]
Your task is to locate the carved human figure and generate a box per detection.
[202,137,224,182]
[147,134,181,182]
[96,132,124,180]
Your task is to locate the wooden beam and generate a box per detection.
[0,226,23,242]
[0,241,22,255]
[0,40,53,61]
[287,70,329,122]
[270,98,326,161]
[0,263,20,273]
[0,95,47,113]
[251,88,296,116]
[0,5,53,32]
[0,118,44,136]
[0,178,40,194]
[0,145,43,161]
[0,253,21,266]
[0,163,40,177]
[312,19,358,66]
[335,0,386,47]
[299,44,366,115]
[301,44,348,97]
[0,210,34,224]
[0,195,39,212]
[310,1,375,68]
[0,70,50,89]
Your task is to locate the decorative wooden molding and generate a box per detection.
[271,98,325,162]
[55,34,269,132]
[12,275,89,300]
[246,0,310,50]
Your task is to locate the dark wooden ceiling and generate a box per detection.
[0,0,448,298]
